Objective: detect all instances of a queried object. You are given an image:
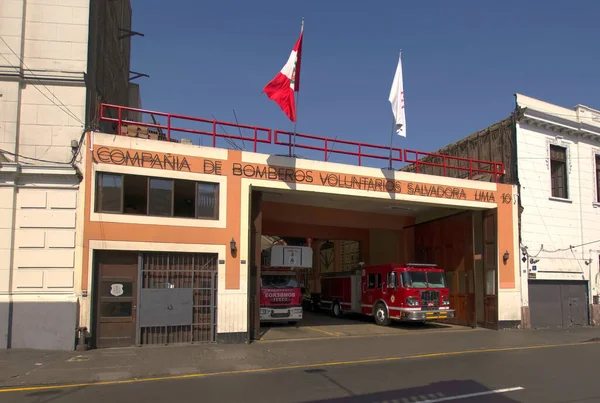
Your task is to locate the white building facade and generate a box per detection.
[1,0,136,350]
[516,94,600,328]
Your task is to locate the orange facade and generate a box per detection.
[81,132,518,308]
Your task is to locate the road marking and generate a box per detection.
[0,341,596,394]
[258,327,475,343]
[305,326,340,337]
[418,386,525,402]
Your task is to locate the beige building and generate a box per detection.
[0,0,138,350]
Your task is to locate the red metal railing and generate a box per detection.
[274,130,403,167]
[100,104,272,152]
[403,150,505,182]
[99,104,505,182]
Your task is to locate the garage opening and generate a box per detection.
[93,250,218,348]
[248,189,499,342]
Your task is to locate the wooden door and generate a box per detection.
[482,210,498,328]
[95,251,139,348]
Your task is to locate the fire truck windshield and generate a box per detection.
[401,271,447,289]
[261,275,299,289]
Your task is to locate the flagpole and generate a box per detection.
[291,18,304,158]
[388,115,395,170]
[292,92,300,157]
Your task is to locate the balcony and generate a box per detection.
[99,103,505,183]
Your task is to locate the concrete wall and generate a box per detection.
[516,94,600,308]
[0,0,88,163]
[86,0,133,130]
[368,229,400,265]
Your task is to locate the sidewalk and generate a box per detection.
[1,326,599,389]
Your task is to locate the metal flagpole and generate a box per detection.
[292,18,304,158]
[388,115,395,170]
[292,92,300,157]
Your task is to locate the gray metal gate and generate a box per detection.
[138,252,218,345]
[529,280,589,328]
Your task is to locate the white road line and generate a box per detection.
[412,386,525,402]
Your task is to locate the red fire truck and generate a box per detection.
[259,245,313,325]
[320,263,455,325]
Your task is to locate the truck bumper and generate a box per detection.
[260,307,303,322]
[398,309,455,321]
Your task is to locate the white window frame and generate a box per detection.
[547,139,571,202]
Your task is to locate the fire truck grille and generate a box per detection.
[420,290,440,310]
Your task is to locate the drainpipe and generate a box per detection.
[6,0,28,350]
[512,95,525,312]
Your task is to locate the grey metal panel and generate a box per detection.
[135,253,142,346]
[139,288,194,327]
[11,300,78,351]
[529,281,562,328]
[561,282,588,326]
[529,280,589,328]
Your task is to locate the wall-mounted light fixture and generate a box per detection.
[230,237,237,253]
[503,251,510,264]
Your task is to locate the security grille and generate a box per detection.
[139,252,218,345]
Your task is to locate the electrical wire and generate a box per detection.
[0,148,72,165]
[523,239,600,257]
[0,35,84,125]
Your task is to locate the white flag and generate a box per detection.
[389,52,406,137]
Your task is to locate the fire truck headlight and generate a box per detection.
[261,309,269,316]
[292,308,303,314]
[406,296,419,307]
[442,296,450,306]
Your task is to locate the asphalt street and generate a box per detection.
[2,340,599,403]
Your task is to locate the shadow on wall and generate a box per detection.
[301,376,521,403]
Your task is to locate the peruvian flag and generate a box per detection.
[263,22,303,122]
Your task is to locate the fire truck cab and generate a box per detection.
[320,263,455,326]
[259,245,313,325]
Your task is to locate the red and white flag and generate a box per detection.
[263,22,303,122]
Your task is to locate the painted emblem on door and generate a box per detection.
[391,295,395,303]
[110,283,124,297]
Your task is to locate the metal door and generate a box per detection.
[94,251,139,348]
[529,280,589,328]
[561,282,589,326]
[138,252,218,345]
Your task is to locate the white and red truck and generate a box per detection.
[259,245,313,325]
[320,263,455,325]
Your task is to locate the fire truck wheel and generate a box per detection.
[332,301,342,318]
[374,303,391,326]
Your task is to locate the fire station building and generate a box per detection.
[75,104,520,348]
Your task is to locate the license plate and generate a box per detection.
[271,311,290,318]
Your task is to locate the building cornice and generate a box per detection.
[520,108,600,142]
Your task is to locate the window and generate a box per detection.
[367,273,381,289]
[149,178,173,216]
[596,155,600,202]
[400,271,446,289]
[387,272,398,288]
[96,173,122,213]
[123,174,147,215]
[197,183,219,219]
[95,172,219,220]
[550,145,568,199]
[174,179,196,218]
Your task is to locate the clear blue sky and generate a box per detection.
[129,0,599,166]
